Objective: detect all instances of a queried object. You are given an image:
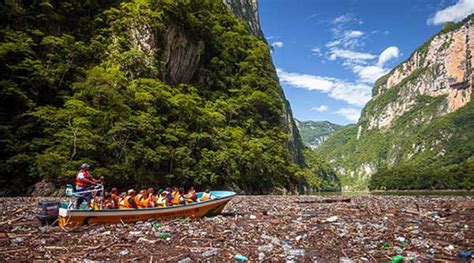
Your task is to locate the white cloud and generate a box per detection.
[332,14,363,25]
[344,30,364,38]
[311,105,328,112]
[334,107,361,122]
[428,0,474,25]
[349,46,400,83]
[377,46,400,66]
[311,47,322,56]
[352,65,388,83]
[277,68,372,106]
[271,41,284,48]
[329,48,376,61]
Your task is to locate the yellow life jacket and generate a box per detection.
[200,192,211,202]
[156,196,167,207]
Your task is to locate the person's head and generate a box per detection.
[80,163,91,171]
[161,191,167,197]
[165,187,171,192]
[205,188,210,193]
[104,193,112,199]
[139,189,146,195]
[120,192,126,198]
[179,187,184,194]
[189,187,195,191]
[111,187,118,194]
[147,188,154,194]
[128,189,135,196]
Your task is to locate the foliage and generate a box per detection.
[0,0,324,194]
[296,120,346,148]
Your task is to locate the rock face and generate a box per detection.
[150,0,304,165]
[318,17,474,190]
[161,24,205,85]
[222,0,264,38]
[296,120,347,149]
[363,21,473,132]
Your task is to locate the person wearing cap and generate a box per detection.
[124,189,139,209]
[75,163,100,209]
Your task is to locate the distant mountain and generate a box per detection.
[295,120,347,149]
[318,16,474,191]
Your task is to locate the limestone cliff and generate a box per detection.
[318,16,474,191]
[223,0,264,38]
[361,20,473,133]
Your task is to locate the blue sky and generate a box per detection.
[259,0,474,124]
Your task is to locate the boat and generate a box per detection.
[58,191,236,227]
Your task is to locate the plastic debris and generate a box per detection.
[158,233,171,239]
[234,254,249,262]
[178,257,192,263]
[249,215,257,220]
[391,255,404,263]
[459,250,472,258]
[0,195,472,261]
[326,216,339,222]
[201,247,220,257]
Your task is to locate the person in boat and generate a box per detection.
[134,189,146,208]
[170,187,179,205]
[200,189,212,202]
[110,187,119,207]
[143,188,156,208]
[187,187,197,202]
[155,190,167,207]
[124,189,139,209]
[75,163,101,209]
[178,187,186,205]
[171,187,184,205]
[103,192,116,209]
[164,187,173,206]
[90,194,101,210]
[118,192,128,209]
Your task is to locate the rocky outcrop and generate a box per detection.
[222,0,264,38]
[363,21,473,132]
[161,24,205,85]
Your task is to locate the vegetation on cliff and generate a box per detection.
[0,0,334,194]
[318,17,474,191]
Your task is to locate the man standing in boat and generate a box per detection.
[75,163,101,209]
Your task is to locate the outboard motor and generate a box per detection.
[36,201,60,226]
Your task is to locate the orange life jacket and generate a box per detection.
[134,193,145,207]
[200,192,211,201]
[111,193,119,204]
[171,192,181,205]
[75,169,91,187]
[124,196,134,208]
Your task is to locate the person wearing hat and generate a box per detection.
[124,189,138,209]
[75,163,101,209]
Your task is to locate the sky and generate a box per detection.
[258,0,474,125]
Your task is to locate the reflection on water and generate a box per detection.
[311,191,474,196]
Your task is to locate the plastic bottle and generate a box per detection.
[391,255,404,263]
[234,254,248,262]
[159,233,171,239]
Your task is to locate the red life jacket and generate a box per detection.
[75,169,91,187]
